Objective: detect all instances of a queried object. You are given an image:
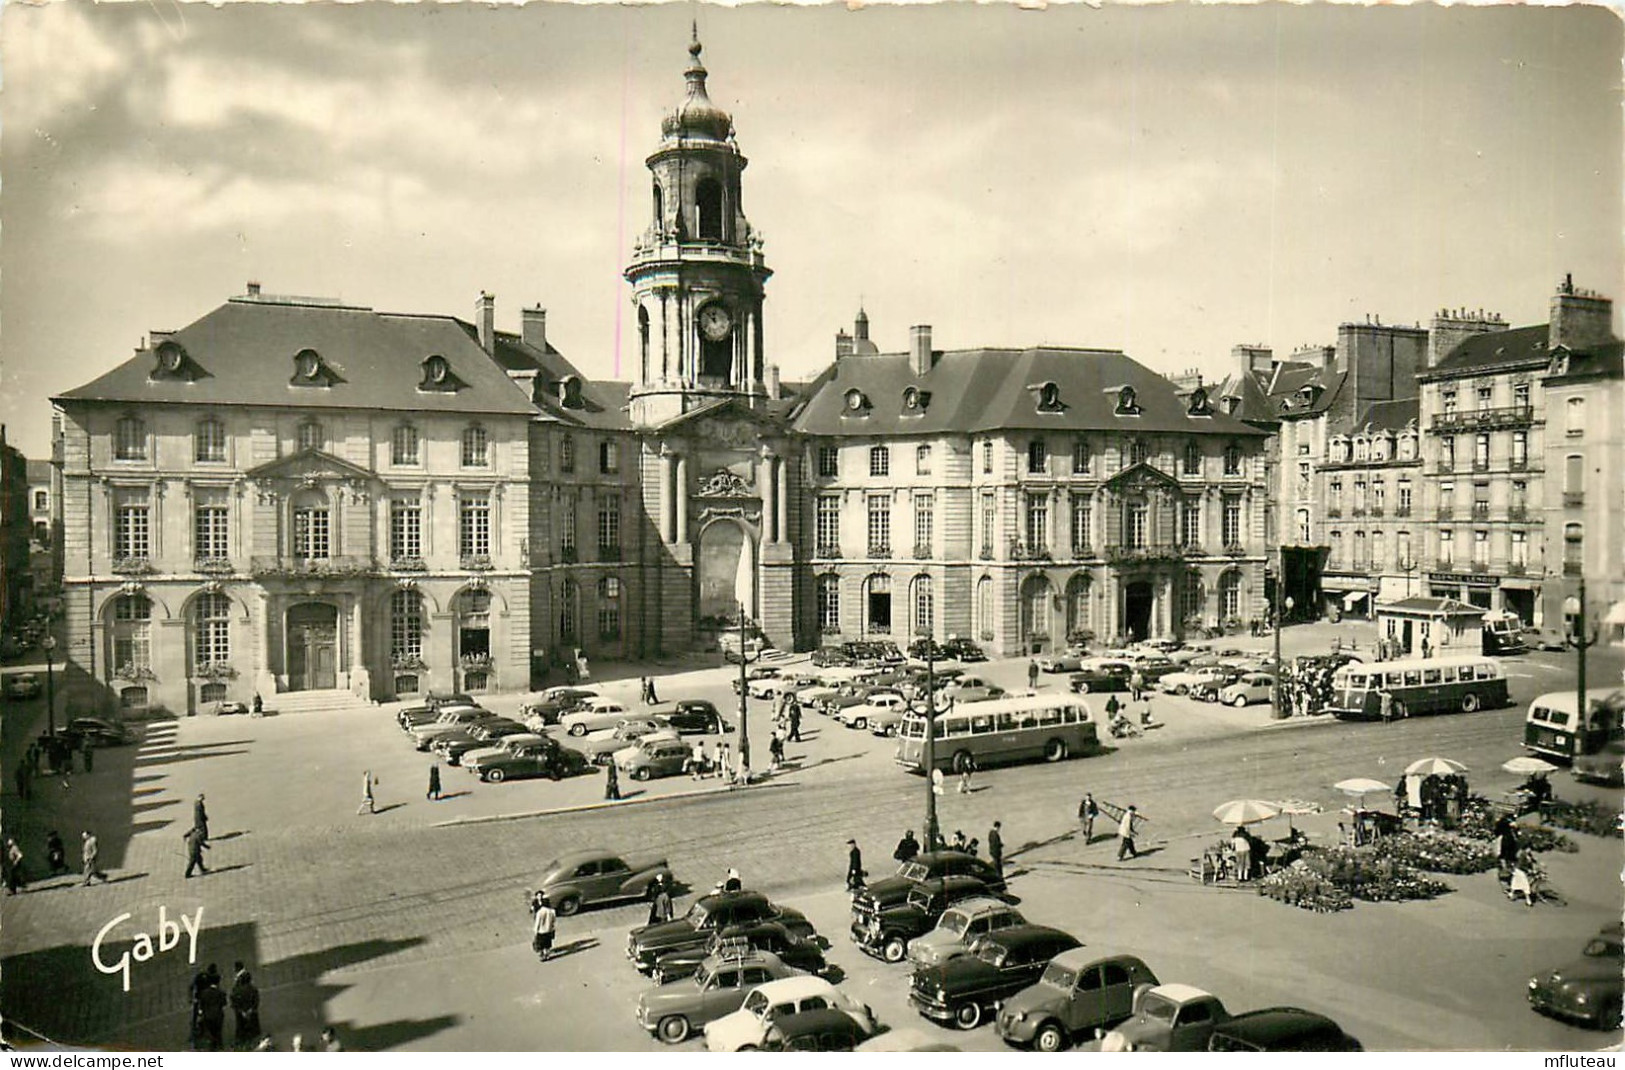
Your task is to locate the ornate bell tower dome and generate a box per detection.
[626,28,772,426]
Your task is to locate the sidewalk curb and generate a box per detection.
[429,778,799,828]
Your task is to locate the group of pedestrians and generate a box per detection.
[772,692,803,742]
[1076,791,1141,859]
[1280,656,1341,717]
[13,734,95,802]
[3,828,108,894]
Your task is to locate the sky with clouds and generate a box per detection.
[2,1,1620,457]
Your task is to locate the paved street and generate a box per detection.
[2,622,1621,1051]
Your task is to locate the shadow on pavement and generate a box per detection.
[134,750,251,768]
[543,937,599,961]
[329,1014,461,1052]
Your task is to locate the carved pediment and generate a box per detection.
[245,448,376,486]
[696,468,754,498]
[1102,461,1180,494]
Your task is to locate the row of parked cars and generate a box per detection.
[849,849,1362,1052]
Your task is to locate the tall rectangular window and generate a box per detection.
[816,575,840,632]
[391,589,424,659]
[915,445,932,476]
[194,418,226,463]
[1441,436,1456,469]
[1398,478,1412,515]
[1397,531,1412,568]
[391,424,420,466]
[293,503,330,561]
[194,592,231,665]
[1511,480,1527,514]
[599,440,619,474]
[867,496,891,556]
[981,493,996,556]
[1222,498,1242,547]
[193,490,229,561]
[1354,479,1367,511]
[559,435,575,474]
[1473,529,1489,566]
[817,446,839,478]
[1564,454,1584,495]
[114,487,150,560]
[1476,384,1494,410]
[982,441,993,475]
[1072,499,1092,555]
[114,417,147,461]
[113,596,152,671]
[390,499,422,561]
[1181,499,1201,548]
[1438,529,1454,566]
[1511,431,1528,468]
[1329,480,1342,511]
[597,497,621,558]
[869,446,890,478]
[459,494,491,558]
[1027,440,1047,475]
[462,426,489,468]
[1026,494,1048,552]
[1073,437,1091,474]
[1474,433,1490,469]
[560,497,577,554]
[913,494,934,554]
[1126,502,1148,549]
[1511,530,1528,567]
[816,496,840,556]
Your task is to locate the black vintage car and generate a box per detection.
[653,921,826,983]
[471,739,589,783]
[853,875,1003,964]
[909,925,1082,1030]
[1207,1008,1363,1052]
[664,699,731,735]
[853,851,1006,921]
[941,638,988,662]
[1068,666,1131,694]
[432,719,530,764]
[759,1008,871,1052]
[628,891,815,974]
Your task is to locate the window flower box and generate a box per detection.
[194,661,237,681]
[389,556,427,573]
[559,546,579,564]
[114,663,156,683]
[391,653,428,672]
[912,542,934,560]
[195,558,234,576]
[112,556,154,575]
[459,653,493,671]
[461,554,495,571]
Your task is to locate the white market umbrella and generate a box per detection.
[1501,756,1559,776]
[1334,777,1392,800]
[1405,757,1467,777]
[1213,799,1281,826]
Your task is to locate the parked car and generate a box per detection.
[460,732,550,770]
[2,673,42,700]
[941,638,988,662]
[559,699,635,737]
[818,684,898,719]
[1528,923,1624,1029]
[898,667,964,700]
[573,718,679,764]
[396,702,453,730]
[1573,740,1625,786]
[409,708,500,749]
[997,950,1160,1051]
[853,851,1006,921]
[837,692,908,731]
[1131,657,1181,685]
[654,922,826,984]
[907,896,1028,970]
[909,925,1082,1030]
[636,948,805,1043]
[1207,1007,1363,1051]
[629,891,816,974]
[731,666,780,695]
[1036,653,1084,674]
[1069,661,1132,694]
[940,675,1007,703]
[811,647,854,668]
[664,699,730,735]
[704,976,876,1052]
[908,639,954,661]
[59,717,137,748]
[1189,670,1246,703]
[424,690,476,709]
[1100,983,1231,1051]
[520,686,599,726]
[1525,627,1570,653]
[470,739,589,783]
[1217,673,1276,708]
[618,737,695,782]
[432,718,530,764]
[536,849,673,916]
[853,875,1004,963]
[759,1007,873,1051]
[213,700,250,716]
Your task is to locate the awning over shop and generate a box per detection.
[1343,591,1370,609]
[1605,601,1625,626]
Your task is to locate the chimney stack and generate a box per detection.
[768,364,782,400]
[835,329,854,360]
[521,305,548,353]
[910,324,933,376]
[245,281,262,298]
[1549,275,1614,352]
[476,291,496,354]
[1427,306,1505,368]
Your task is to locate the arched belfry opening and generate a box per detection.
[696,177,724,241]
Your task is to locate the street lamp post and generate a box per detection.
[1567,575,1600,738]
[907,634,943,851]
[736,604,753,776]
[41,634,58,735]
[1271,546,1285,718]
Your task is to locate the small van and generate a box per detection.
[1524,688,1625,761]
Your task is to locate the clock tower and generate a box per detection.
[626,29,773,426]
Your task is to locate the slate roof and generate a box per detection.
[1546,341,1624,383]
[24,460,52,483]
[1352,397,1419,433]
[1420,324,1550,380]
[56,296,536,417]
[794,348,1267,438]
[1379,596,1486,618]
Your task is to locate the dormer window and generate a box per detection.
[1114,386,1142,416]
[290,348,342,387]
[559,376,585,410]
[1187,388,1213,417]
[1353,438,1368,462]
[1398,433,1416,460]
[418,355,464,393]
[843,389,870,416]
[1036,382,1064,413]
[901,386,931,414]
[152,340,202,382]
[1224,396,1241,416]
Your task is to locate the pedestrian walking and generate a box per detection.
[45,830,67,875]
[229,970,261,1049]
[646,677,660,705]
[427,764,442,801]
[648,874,673,924]
[988,821,1005,881]
[1494,815,1520,883]
[957,755,975,794]
[844,838,866,892]
[689,738,705,780]
[604,759,621,801]
[13,760,29,802]
[1116,805,1140,860]
[184,825,211,877]
[1028,659,1040,690]
[319,1028,342,1052]
[1078,793,1098,843]
[769,730,785,771]
[718,742,732,784]
[81,830,107,884]
[722,867,743,893]
[197,972,227,1051]
[188,964,219,1048]
[194,794,210,844]
[1140,695,1154,726]
[532,895,557,961]
[82,742,94,774]
[1378,688,1394,724]
[252,692,264,716]
[357,770,378,815]
[1105,694,1122,723]
[788,702,802,742]
[893,829,920,863]
[1130,670,1145,702]
[4,837,26,895]
[951,829,968,852]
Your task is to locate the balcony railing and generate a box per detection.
[1470,560,1490,573]
[1472,460,1490,472]
[1509,458,1530,472]
[1369,507,1385,519]
[250,555,377,578]
[1472,503,1491,520]
[111,555,155,575]
[1506,562,1528,575]
[596,547,621,564]
[1395,506,1412,518]
[1072,542,1094,559]
[1508,506,1530,522]
[1350,507,1366,518]
[1103,545,1186,565]
[868,544,893,559]
[1563,492,1585,507]
[912,542,934,560]
[462,553,496,570]
[1326,507,1343,518]
[1434,462,1455,474]
[1436,507,1455,520]
[1431,405,1534,431]
[1010,541,1053,562]
[559,545,578,564]
[387,556,428,572]
[1563,560,1584,576]
[194,557,235,576]
[815,544,842,559]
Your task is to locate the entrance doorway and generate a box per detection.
[286,602,339,691]
[1503,589,1535,625]
[697,521,754,622]
[1124,581,1154,642]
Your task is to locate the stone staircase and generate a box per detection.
[264,688,376,715]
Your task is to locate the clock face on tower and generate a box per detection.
[699,303,734,342]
